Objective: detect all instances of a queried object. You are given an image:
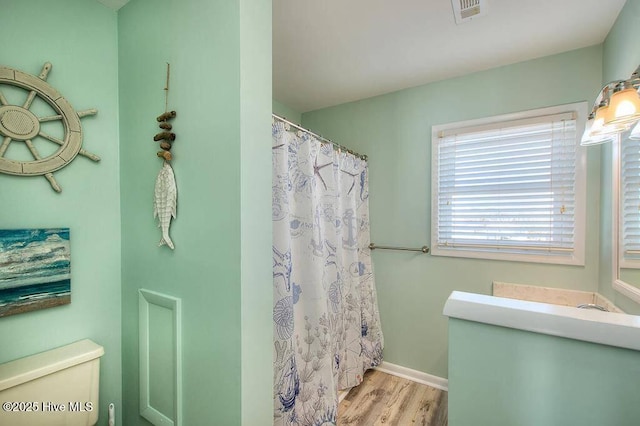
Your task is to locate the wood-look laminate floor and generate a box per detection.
[337,369,448,426]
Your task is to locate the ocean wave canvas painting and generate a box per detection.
[0,228,70,317]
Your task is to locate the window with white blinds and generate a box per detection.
[431,103,586,264]
[621,135,640,267]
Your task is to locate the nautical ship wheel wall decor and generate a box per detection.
[0,62,99,192]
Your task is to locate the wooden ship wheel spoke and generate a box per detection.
[0,62,99,192]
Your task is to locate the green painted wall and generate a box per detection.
[302,46,604,378]
[448,318,640,426]
[240,0,273,423]
[599,0,640,314]
[603,0,640,83]
[118,0,271,424]
[272,99,302,125]
[0,1,122,425]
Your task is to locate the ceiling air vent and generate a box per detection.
[451,0,487,24]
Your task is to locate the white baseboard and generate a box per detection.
[373,361,448,391]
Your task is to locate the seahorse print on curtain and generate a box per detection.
[272,121,384,426]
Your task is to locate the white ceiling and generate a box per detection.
[273,0,627,113]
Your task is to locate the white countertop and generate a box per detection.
[443,291,640,352]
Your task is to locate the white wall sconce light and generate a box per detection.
[581,65,640,146]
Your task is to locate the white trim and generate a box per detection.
[373,362,448,391]
[443,291,640,352]
[431,102,588,266]
[438,111,575,138]
[614,279,640,305]
[613,135,622,291]
[429,246,584,265]
[433,104,583,135]
[617,134,640,270]
[611,135,640,303]
[139,289,183,426]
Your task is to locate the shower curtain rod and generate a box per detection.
[272,113,368,161]
[369,243,430,254]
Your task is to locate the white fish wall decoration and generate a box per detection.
[154,161,177,249]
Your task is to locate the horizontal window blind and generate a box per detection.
[622,136,640,263]
[435,113,578,259]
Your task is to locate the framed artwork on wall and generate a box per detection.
[0,228,70,317]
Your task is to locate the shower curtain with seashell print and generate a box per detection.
[272,121,384,426]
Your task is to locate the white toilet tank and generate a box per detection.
[0,339,104,426]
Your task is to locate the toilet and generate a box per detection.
[0,339,104,426]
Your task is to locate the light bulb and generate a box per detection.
[604,84,640,125]
[592,104,630,136]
